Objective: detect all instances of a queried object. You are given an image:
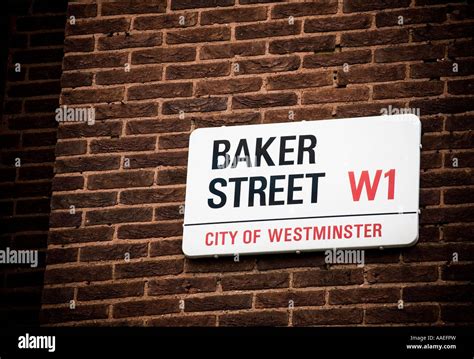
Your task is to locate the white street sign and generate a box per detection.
[182,114,421,257]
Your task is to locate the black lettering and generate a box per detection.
[305,172,326,203]
[279,136,296,165]
[298,135,317,165]
[269,175,285,206]
[231,139,252,168]
[212,140,230,170]
[255,137,275,167]
[208,178,227,208]
[287,174,304,204]
[229,177,248,207]
[248,176,267,207]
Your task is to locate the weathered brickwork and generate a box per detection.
[2,0,472,327]
[0,0,68,326]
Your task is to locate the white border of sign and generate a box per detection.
[182,115,421,258]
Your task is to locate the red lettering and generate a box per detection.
[348,170,382,201]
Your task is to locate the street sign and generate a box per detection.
[182,114,421,257]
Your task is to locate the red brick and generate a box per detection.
[366,305,438,324]
[150,239,182,256]
[61,72,93,88]
[233,93,297,109]
[44,265,112,284]
[341,29,409,47]
[58,121,122,138]
[221,272,289,291]
[120,187,186,205]
[305,14,371,32]
[294,268,364,288]
[404,284,473,302]
[157,168,187,185]
[441,304,474,323]
[264,107,332,123]
[446,114,474,131]
[88,171,153,190]
[171,0,234,10]
[201,7,266,24]
[101,1,166,15]
[113,299,179,318]
[294,308,363,326]
[413,23,474,42]
[373,81,444,99]
[442,263,474,281]
[162,97,227,114]
[118,222,183,239]
[90,137,156,153]
[448,79,474,95]
[343,0,410,12]
[148,277,217,295]
[186,257,255,273]
[200,42,265,60]
[185,294,252,312]
[85,208,153,226]
[444,188,474,205]
[443,224,473,242]
[267,72,332,90]
[68,3,97,18]
[167,27,230,44]
[62,87,124,105]
[304,50,371,68]
[236,21,301,40]
[132,47,196,64]
[51,192,117,209]
[220,311,288,326]
[269,35,335,54]
[376,8,446,27]
[410,59,474,79]
[256,290,325,308]
[128,82,193,101]
[337,64,405,85]
[66,18,130,36]
[237,56,300,74]
[64,37,95,53]
[195,113,260,128]
[158,134,189,150]
[96,66,163,85]
[303,86,369,104]
[375,45,444,62]
[41,305,109,324]
[196,78,262,95]
[80,242,148,262]
[166,62,229,80]
[126,118,190,134]
[78,282,144,301]
[329,287,399,304]
[115,259,184,279]
[98,33,162,51]
[272,1,337,18]
[149,315,216,327]
[134,13,198,30]
[411,97,474,115]
[367,265,438,284]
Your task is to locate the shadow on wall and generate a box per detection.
[0,0,68,326]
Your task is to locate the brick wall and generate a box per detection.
[0,0,68,326]
[39,0,473,326]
